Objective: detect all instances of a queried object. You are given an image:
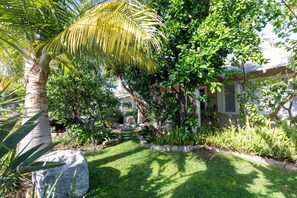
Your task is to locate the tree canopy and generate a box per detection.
[115,0,274,132]
[0,0,163,150]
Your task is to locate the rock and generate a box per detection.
[140,140,149,147]
[187,145,194,151]
[163,145,171,151]
[171,146,179,152]
[284,163,297,172]
[150,143,156,150]
[178,146,187,152]
[155,145,162,151]
[32,150,89,198]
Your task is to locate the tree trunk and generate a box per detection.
[118,77,160,135]
[268,72,297,120]
[268,91,297,120]
[18,54,52,153]
[178,86,186,126]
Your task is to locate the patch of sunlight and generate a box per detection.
[148,160,161,179]
[246,170,286,198]
[184,155,207,173]
[230,158,254,174]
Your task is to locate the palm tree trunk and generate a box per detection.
[18,55,52,152]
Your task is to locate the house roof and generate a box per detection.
[226,40,292,73]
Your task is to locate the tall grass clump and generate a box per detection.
[205,124,297,162]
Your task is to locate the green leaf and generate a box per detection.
[9,144,43,170]
[0,114,20,142]
[18,161,65,173]
[0,97,23,106]
[0,111,42,158]
[21,142,59,166]
[46,172,63,198]
[0,82,11,95]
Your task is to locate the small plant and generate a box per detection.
[54,124,118,147]
[141,128,156,143]
[193,127,217,145]
[156,127,194,146]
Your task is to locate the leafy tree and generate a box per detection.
[235,0,297,124]
[115,0,272,133]
[266,0,297,120]
[48,62,120,144]
[0,0,162,151]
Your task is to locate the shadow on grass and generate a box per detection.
[86,144,187,198]
[85,146,146,167]
[173,149,297,198]
[85,144,297,198]
[253,164,297,197]
[173,149,258,198]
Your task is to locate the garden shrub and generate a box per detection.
[54,124,117,147]
[48,65,120,145]
[204,124,297,162]
[152,121,297,162]
[140,127,156,143]
[193,127,217,145]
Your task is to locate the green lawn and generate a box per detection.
[85,142,297,198]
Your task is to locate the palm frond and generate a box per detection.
[46,0,163,71]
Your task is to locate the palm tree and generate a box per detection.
[0,0,162,151]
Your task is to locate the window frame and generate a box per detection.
[218,82,241,115]
[198,86,208,112]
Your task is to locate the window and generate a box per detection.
[218,83,241,114]
[224,84,236,112]
[199,87,207,112]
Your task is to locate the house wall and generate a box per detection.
[201,66,297,128]
[216,114,242,128]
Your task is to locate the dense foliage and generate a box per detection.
[0,86,62,197]
[236,75,297,126]
[115,0,273,134]
[204,124,297,162]
[0,0,163,151]
[145,123,297,163]
[48,62,120,144]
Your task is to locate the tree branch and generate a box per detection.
[118,76,160,134]
[281,0,297,21]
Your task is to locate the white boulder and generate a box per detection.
[32,150,89,198]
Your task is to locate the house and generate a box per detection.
[114,35,296,129]
[197,41,296,128]
[116,92,143,125]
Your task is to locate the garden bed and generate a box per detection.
[136,131,297,172]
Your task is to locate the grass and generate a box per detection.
[85,141,297,198]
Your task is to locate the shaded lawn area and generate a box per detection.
[85,142,297,198]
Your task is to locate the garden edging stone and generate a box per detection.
[135,131,297,172]
[136,132,194,152]
[196,145,297,172]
